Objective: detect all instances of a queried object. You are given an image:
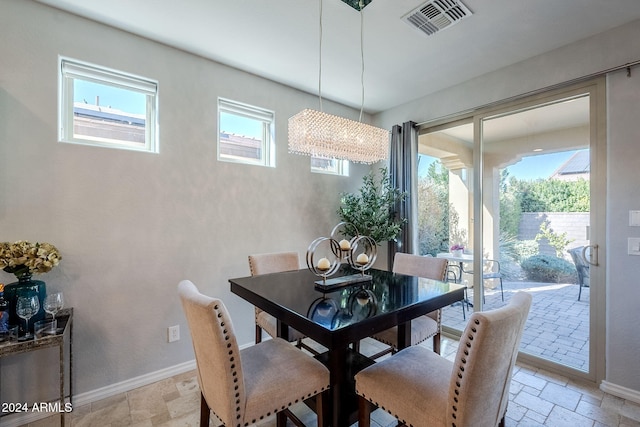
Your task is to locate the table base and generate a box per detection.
[305,349,376,426]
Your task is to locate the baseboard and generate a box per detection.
[1,359,197,427]
[601,380,640,404]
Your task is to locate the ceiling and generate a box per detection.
[35,0,640,114]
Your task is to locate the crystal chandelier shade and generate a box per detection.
[287,0,389,165]
[288,109,389,164]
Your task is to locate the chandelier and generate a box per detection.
[288,0,389,165]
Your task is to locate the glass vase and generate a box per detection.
[3,275,46,333]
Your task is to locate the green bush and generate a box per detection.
[513,240,539,263]
[521,254,577,283]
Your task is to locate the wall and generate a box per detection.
[519,212,590,257]
[0,0,371,404]
[605,67,640,396]
[375,19,640,396]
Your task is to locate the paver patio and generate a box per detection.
[442,279,590,371]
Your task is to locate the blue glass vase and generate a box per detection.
[4,275,46,333]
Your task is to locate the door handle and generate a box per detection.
[582,244,599,266]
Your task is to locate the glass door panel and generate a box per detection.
[417,121,476,332]
[481,94,591,372]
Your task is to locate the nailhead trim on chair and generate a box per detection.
[450,317,481,427]
[220,297,330,426]
[357,393,414,427]
[243,388,328,427]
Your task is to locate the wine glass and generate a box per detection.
[44,292,64,332]
[16,295,40,340]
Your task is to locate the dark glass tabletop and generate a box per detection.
[230,265,464,337]
[230,265,465,426]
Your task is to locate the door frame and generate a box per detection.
[418,77,606,384]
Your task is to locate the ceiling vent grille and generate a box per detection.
[402,0,472,37]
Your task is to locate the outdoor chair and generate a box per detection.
[460,259,504,315]
[568,246,590,301]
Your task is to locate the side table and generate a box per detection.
[0,307,73,426]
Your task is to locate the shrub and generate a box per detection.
[521,254,577,283]
[513,240,539,263]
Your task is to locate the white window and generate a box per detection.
[311,157,349,176]
[59,57,158,153]
[218,98,275,167]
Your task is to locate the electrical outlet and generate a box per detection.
[167,325,180,342]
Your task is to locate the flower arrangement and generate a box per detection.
[0,240,62,278]
[450,244,465,252]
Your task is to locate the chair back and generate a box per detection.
[393,252,448,281]
[446,292,532,427]
[568,246,590,285]
[248,252,299,276]
[178,280,245,427]
[482,259,501,278]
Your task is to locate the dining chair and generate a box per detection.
[178,280,329,427]
[355,291,532,427]
[248,252,319,354]
[369,253,449,358]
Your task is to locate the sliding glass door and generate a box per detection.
[416,79,605,382]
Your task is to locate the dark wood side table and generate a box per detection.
[0,307,73,426]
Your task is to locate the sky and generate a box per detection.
[74,80,146,114]
[504,151,576,181]
[419,150,578,181]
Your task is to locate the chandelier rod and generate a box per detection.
[359,0,365,122]
[318,0,324,112]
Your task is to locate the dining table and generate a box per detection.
[229,265,465,427]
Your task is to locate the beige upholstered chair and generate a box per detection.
[355,291,532,427]
[370,253,448,357]
[178,280,329,427]
[248,252,318,354]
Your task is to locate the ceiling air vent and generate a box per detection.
[402,0,472,37]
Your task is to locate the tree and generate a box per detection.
[416,160,466,255]
[338,168,407,243]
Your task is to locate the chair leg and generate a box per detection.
[315,390,326,427]
[200,392,210,427]
[578,282,583,301]
[358,396,372,427]
[283,408,305,427]
[500,278,504,301]
[433,333,441,355]
[276,410,288,427]
[255,324,262,344]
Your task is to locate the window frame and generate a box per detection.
[217,97,275,167]
[58,56,159,153]
[311,157,350,176]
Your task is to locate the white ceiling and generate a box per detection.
[35,0,640,113]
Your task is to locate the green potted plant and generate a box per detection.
[337,167,407,244]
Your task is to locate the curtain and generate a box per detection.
[388,121,419,267]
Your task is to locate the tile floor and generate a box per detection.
[18,336,640,427]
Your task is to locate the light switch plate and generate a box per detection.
[630,211,640,226]
[628,238,640,255]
